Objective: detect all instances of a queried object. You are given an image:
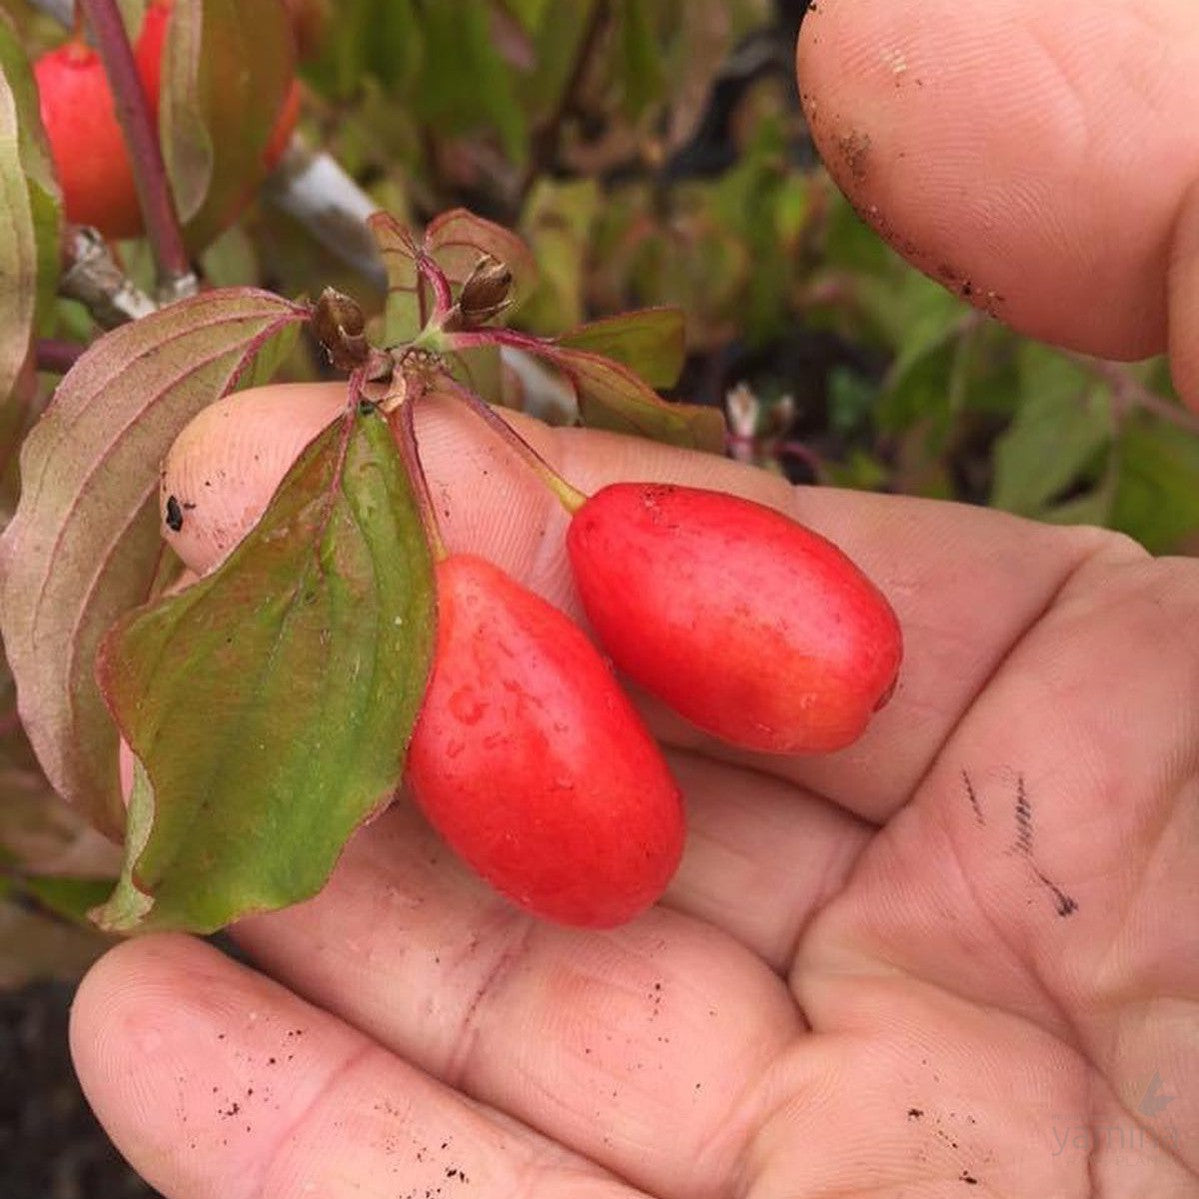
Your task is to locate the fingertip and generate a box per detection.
[797,0,1199,360]
[70,934,223,1091]
[1168,176,1199,409]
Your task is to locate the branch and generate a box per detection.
[35,339,85,374]
[516,0,609,206]
[262,142,387,292]
[1067,353,1199,437]
[59,225,156,328]
[78,0,194,297]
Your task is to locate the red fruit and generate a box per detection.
[133,0,171,105]
[566,484,903,755]
[406,554,684,928]
[35,41,150,239]
[263,79,301,171]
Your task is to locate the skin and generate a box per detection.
[71,2,1199,1195]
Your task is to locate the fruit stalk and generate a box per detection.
[437,374,587,514]
[34,339,84,374]
[389,389,447,561]
[77,0,191,292]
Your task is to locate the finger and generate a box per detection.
[233,800,802,1199]
[796,543,1199,1175]
[70,935,643,1199]
[167,382,1114,821]
[797,0,1199,385]
[1169,176,1199,409]
[659,750,871,969]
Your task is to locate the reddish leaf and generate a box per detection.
[160,0,295,251]
[506,336,725,453]
[557,307,685,389]
[425,208,538,311]
[369,210,425,345]
[0,11,61,512]
[0,288,306,837]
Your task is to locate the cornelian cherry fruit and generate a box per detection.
[132,0,171,102]
[406,554,684,927]
[36,1,298,242]
[34,40,151,239]
[566,483,903,755]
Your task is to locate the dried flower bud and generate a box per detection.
[313,287,369,371]
[457,254,513,326]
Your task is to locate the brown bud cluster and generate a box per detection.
[443,255,513,331]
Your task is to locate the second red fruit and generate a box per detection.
[566,484,903,755]
[35,40,151,239]
[406,554,684,927]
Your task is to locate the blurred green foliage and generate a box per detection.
[263,0,1199,553]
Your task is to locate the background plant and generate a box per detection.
[0,2,1196,1191]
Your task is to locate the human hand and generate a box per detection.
[70,1,1199,1195]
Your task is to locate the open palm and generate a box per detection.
[71,1,1199,1195]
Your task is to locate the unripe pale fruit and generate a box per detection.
[566,483,903,755]
[35,41,149,239]
[406,554,685,927]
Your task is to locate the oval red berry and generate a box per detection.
[566,483,902,754]
[406,554,684,928]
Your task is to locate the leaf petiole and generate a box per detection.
[436,374,587,515]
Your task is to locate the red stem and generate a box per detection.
[393,397,447,560]
[447,327,546,355]
[416,250,453,318]
[79,0,192,292]
[35,338,85,374]
[437,374,587,513]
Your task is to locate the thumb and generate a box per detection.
[797,0,1199,406]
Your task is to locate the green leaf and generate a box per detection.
[93,408,436,933]
[0,11,60,331]
[160,0,294,251]
[0,12,61,514]
[0,289,306,838]
[449,343,504,406]
[515,2,597,122]
[233,319,301,393]
[544,343,725,453]
[1110,420,1199,553]
[518,178,599,334]
[990,347,1111,516]
[558,308,685,389]
[505,0,554,32]
[370,210,424,345]
[21,874,116,926]
[411,0,527,163]
[616,0,664,119]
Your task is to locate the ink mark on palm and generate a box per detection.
[1012,774,1078,917]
